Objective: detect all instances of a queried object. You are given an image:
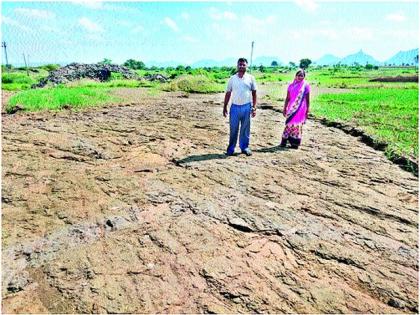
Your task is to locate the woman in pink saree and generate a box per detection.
[280,69,310,149]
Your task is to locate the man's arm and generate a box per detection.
[223,91,231,117]
[251,90,257,117]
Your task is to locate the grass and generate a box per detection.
[307,67,418,89]
[6,86,121,113]
[2,69,50,90]
[2,72,39,90]
[312,88,418,160]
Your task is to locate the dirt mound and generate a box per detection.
[32,63,139,88]
[2,87,418,313]
[369,75,418,82]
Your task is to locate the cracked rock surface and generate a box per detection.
[2,87,418,313]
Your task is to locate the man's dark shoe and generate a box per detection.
[242,148,252,156]
[225,151,234,156]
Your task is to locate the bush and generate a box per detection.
[123,59,146,70]
[110,72,124,80]
[42,64,60,71]
[2,73,34,85]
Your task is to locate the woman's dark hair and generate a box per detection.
[295,69,306,77]
[237,58,248,64]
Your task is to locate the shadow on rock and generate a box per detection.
[175,153,228,165]
[254,145,287,153]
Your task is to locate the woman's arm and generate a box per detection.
[305,92,310,119]
[283,91,290,117]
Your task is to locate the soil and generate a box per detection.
[369,75,418,82]
[2,86,418,313]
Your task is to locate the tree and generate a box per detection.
[288,61,296,68]
[258,64,265,72]
[414,55,419,64]
[365,64,373,70]
[271,61,278,67]
[299,58,312,69]
[99,58,112,65]
[123,59,145,70]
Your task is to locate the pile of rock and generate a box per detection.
[32,63,139,88]
[143,73,169,83]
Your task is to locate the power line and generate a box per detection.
[23,53,29,76]
[249,41,254,73]
[2,41,10,71]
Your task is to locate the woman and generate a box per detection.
[280,69,310,149]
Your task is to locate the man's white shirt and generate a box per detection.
[226,73,257,105]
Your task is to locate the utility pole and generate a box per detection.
[2,41,9,71]
[23,53,29,76]
[249,41,255,73]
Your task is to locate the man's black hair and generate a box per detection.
[237,58,248,64]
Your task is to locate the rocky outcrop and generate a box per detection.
[2,87,418,313]
[32,63,139,88]
[144,73,169,82]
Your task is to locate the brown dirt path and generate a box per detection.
[2,87,418,313]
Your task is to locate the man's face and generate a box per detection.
[237,61,247,73]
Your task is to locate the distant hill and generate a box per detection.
[9,48,419,68]
[315,54,341,66]
[252,56,283,67]
[384,49,419,66]
[190,56,283,68]
[339,50,380,66]
[146,60,182,68]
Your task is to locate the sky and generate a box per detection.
[1,1,419,66]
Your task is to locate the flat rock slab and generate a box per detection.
[2,88,418,313]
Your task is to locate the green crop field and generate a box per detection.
[6,86,121,113]
[312,88,418,162]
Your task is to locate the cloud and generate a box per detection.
[318,29,338,40]
[2,15,32,32]
[289,27,339,41]
[181,12,190,20]
[294,0,318,12]
[182,35,198,43]
[211,23,235,41]
[132,25,145,34]
[347,27,373,41]
[15,8,56,19]
[116,20,131,27]
[209,8,237,20]
[71,1,103,9]
[85,33,105,42]
[319,20,332,26]
[79,17,103,32]
[163,17,180,32]
[386,12,407,22]
[40,25,65,36]
[236,15,276,36]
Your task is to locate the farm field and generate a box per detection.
[1,64,419,313]
[4,65,418,169]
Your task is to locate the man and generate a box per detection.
[223,58,257,156]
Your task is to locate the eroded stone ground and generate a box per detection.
[2,87,418,313]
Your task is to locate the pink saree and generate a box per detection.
[281,79,310,147]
